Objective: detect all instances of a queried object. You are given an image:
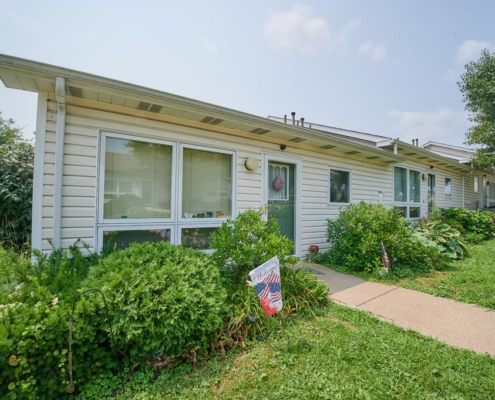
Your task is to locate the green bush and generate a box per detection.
[210,209,298,285]
[441,208,495,239]
[0,244,112,400]
[82,242,227,365]
[226,267,329,340]
[325,202,448,273]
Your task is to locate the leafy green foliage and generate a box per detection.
[82,242,228,365]
[210,209,298,285]
[412,220,467,259]
[226,267,329,340]
[0,243,113,400]
[398,240,495,310]
[458,49,495,171]
[0,113,34,249]
[325,202,448,273]
[441,207,495,239]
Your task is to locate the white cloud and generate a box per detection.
[358,41,388,61]
[198,35,219,55]
[264,6,360,54]
[456,40,491,64]
[389,106,470,145]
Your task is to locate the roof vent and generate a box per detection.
[68,86,83,98]
[250,128,270,135]
[138,101,151,111]
[289,137,306,143]
[201,116,224,125]
[149,104,162,113]
[320,144,336,149]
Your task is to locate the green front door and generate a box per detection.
[267,161,295,242]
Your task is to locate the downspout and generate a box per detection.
[53,77,66,249]
[462,175,465,209]
[393,142,398,155]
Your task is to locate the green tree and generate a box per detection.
[458,49,495,171]
[0,113,34,249]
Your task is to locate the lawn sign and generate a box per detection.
[249,256,283,316]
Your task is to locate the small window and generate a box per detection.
[445,178,452,197]
[474,176,479,193]
[180,227,218,250]
[101,228,172,252]
[329,168,351,204]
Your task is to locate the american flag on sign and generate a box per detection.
[249,256,283,316]
[381,242,391,271]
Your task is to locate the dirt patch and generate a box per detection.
[417,273,448,287]
[330,317,357,331]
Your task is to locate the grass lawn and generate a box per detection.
[117,305,495,400]
[318,239,495,310]
[395,239,495,310]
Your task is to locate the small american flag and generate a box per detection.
[254,272,281,301]
[249,256,283,316]
[381,242,391,271]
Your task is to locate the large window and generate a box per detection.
[98,132,235,251]
[394,166,421,218]
[328,168,351,204]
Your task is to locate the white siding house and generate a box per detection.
[0,54,491,258]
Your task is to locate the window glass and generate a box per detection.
[102,228,171,251]
[474,176,479,193]
[409,170,420,203]
[182,148,232,219]
[395,207,406,218]
[409,207,421,218]
[445,178,452,197]
[329,169,350,203]
[181,227,218,249]
[394,167,407,202]
[104,137,172,219]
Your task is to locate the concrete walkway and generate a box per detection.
[304,263,495,356]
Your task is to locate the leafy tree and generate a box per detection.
[0,113,34,249]
[458,49,495,171]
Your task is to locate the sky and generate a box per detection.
[0,0,494,147]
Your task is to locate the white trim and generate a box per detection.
[262,153,302,257]
[31,91,48,257]
[53,77,66,248]
[327,166,352,206]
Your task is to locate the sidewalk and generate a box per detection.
[304,263,495,356]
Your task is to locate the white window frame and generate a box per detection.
[327,167,352,206]
[178,143,236,224]
[474,176,479,193]
[445,177,453,198]
[98,131,177,225]
[97,224,175,252]
[96,131,237,253]
[393,166,421,219]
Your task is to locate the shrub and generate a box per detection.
[441,208,495,239]
[0,244,111,400]
[0,141,34,249]
[210,209,298,286]
[411,220,467,259]
[226,266,329,340]
[82,242,228,366]
[326,202,448,273]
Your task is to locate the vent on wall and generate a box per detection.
[250,128,270,135]
[68,86,83,98]
[289,137,306,143]
[201,116,224,125]
[136,102,163,112]
[345,151,361,155]
[320,144,336,149]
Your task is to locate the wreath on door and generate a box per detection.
[272,176,285,191]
